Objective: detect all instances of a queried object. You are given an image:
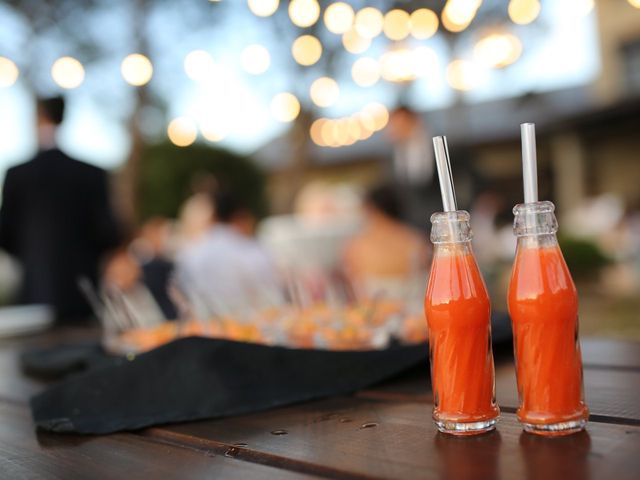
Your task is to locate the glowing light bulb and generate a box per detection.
[289,0,320,28]
[121,54,153,86]
[342,28,371,54]
[310,77,339,107]
[292,35,322,66]
[354,7,384,39]
[383,9,410,41]
[324,2,354,34]
[168,117,197,146]
[248,0,279,17]
[508,0,541,25]
[0,57,19,87]
[446,59,478,91]
[51,56,85,89]
[410,8,439,40]
[474,32,522,68]
[270,92,301,122]
[351,57,380,87]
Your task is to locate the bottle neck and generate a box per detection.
[430,210,473,245]
[513,200,558,240]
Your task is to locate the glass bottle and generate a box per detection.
[425,210,500,435]
[508,201,589,435]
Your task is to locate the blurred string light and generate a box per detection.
[351,57,380,87]
[442,0,482,33]
[270,92,301,122]
[446,59,479,91]
[310,77,340,107]
[342,28,371,54]
[167,117,197,147]
[412,46,439,77]
[241,44,271,74]
[383,9,410,41]
[508,0,541,25]
[310,102,388,147]
[374,46,438,83]
[184,50,216,82]
[0,57,19,87]
[380,48,416,82]
[324,2,354,34]
[629,0,640,8]
[354,7,384,39]
[289,0,320,28]
[121,53,153,86]
[292,35,322,66]
[51,56,85,89]
[200,119,228,142]
[410,8,439,40]
[474,32,522,68]
[248,0,279,17]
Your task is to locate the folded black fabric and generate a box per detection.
[21,342,117,379]
[30,312,512,435]
[31,337,429,434]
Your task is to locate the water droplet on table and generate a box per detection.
[339,418,352,423]
[360,422,378,429]
[224,447,239,458]
[271,429,288,435]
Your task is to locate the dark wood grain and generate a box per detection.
[148,396,640,480]
[1,329,639,479]
[0,402,320,480]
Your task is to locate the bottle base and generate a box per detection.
[522,418,587,437]
[435,418,498,436]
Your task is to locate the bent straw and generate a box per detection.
[433,136,458,212]
[520,123,538,204]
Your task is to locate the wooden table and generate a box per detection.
[1,330,639,479]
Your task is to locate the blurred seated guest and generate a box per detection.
[177,172,217,245]
[130,217,177,319]
[102,248,166,329]
[176,189,279,315]
[343,185,429,298]
[0,96,121,324]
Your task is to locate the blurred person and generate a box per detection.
[0,96,121,323]
[387,105,441,228]
[178,172,217,245]
[343,185,429,298]
[102,247,166,328]
[130,217,177,319]
[176,189,279,314]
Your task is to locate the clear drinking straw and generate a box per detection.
[433,136,458,212]
[520,123,538,204]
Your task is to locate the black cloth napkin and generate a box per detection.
[29,312,512,435]
[31,337,429,434]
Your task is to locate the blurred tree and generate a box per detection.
[137,142,267,222]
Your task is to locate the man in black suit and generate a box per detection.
[0,97,122,323]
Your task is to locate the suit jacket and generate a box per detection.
[0,148,121,322]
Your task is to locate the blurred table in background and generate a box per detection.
[0,330,639,479]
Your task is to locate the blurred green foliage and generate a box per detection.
[558,235,610,278]
[137,142,267,222]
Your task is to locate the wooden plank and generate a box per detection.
[149,397,640,480]
[0,402,319,480]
